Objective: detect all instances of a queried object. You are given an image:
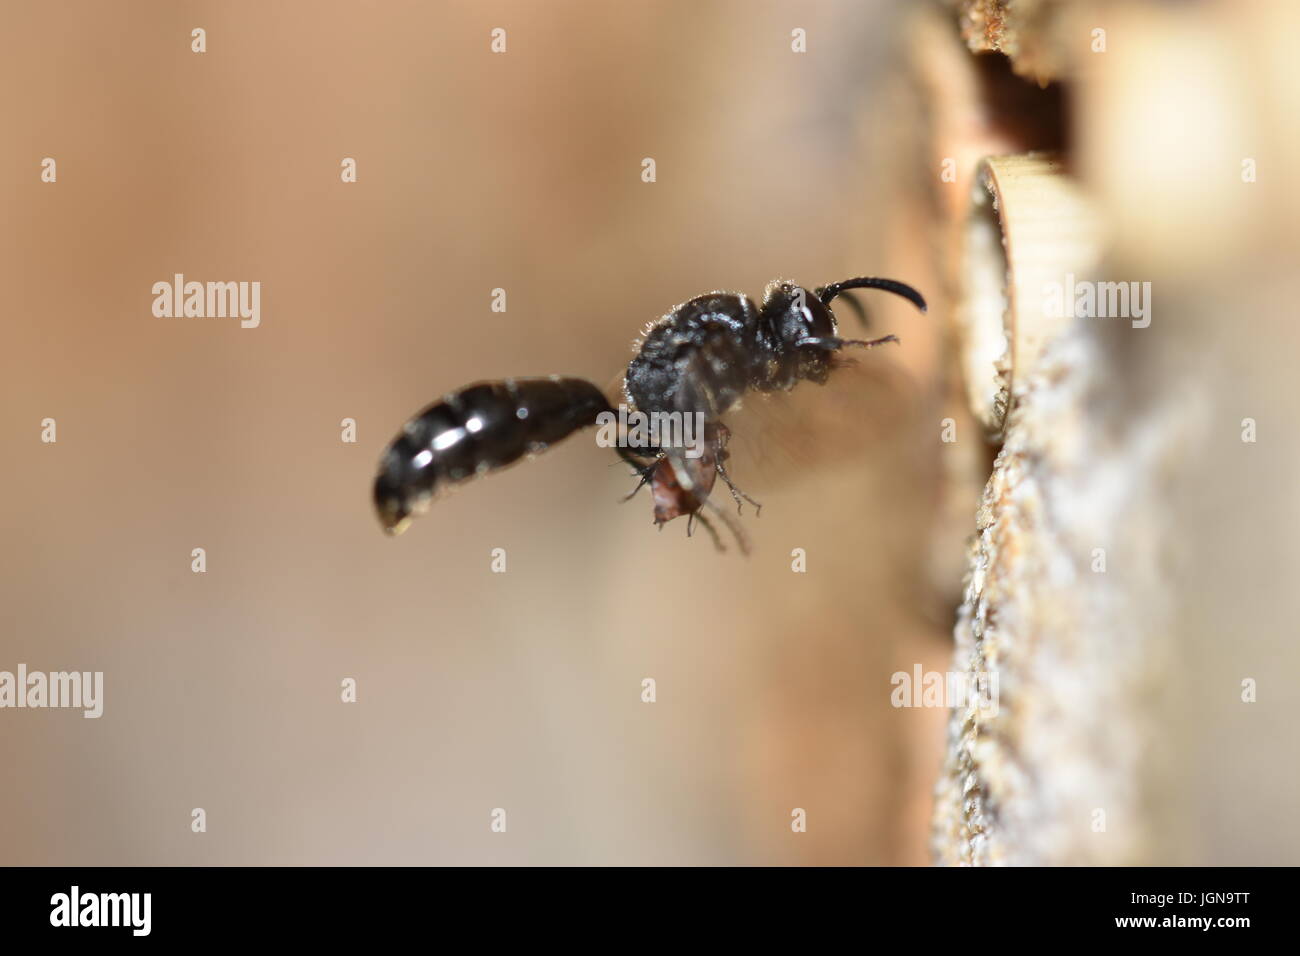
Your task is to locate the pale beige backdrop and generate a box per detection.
[0,1,951,864]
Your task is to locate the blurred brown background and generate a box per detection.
[1,1,951,864]
[9,0,1297,869]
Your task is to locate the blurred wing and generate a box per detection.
[600,351,918,493]
[719,353,917,494]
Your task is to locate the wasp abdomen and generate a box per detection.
[374,377,611,534]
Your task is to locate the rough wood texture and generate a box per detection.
[929,0,1300,865]
[949,0,1071,86]
[959,153,1102,436]
[933,327,1202,864]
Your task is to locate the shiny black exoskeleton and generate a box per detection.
[624,276,926,418]
[374,276,926,548]
[373,378,611,534]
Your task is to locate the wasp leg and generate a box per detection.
[708,422,761,516]
[616,446,660,501]
[689,509,727,553]
[703,498,750,557]
[714,456,762,516]
[796,334,899,352]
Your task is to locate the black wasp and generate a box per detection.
[373,276,926,552]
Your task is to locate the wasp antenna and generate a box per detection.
[819,277,927,314]
[836,290,871,328]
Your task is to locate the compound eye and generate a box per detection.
[799,292,836,338]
